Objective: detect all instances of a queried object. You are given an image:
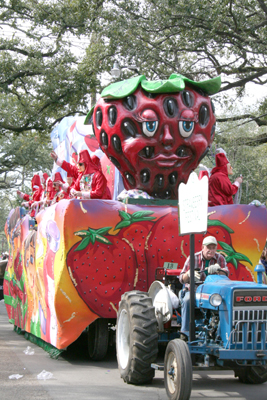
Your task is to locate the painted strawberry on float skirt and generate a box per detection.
[66,226,138,318]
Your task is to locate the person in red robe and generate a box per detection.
[91,154,112,199]
[17,174,43,217]
[50,151,79,196]
[208,153,243,206]
[50,172,69,204]
[51,150,111,199]
[30,172,50,211]
[46,178,57,202]
[71,150,111,199]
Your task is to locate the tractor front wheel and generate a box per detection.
[164,339,192,400]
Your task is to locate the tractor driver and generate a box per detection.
[179,236,229,341]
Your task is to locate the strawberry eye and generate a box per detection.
[108,106,117,126]
[179,120,194,138]
[176,146,192,158]
[95,108,103,128]
[163,98,178,118]
[199,104,210,127]
[169,172,177,185]
[156,174,164,187]
[142,121,158,137]
[181,90,194,107]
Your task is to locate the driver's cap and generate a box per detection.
[202,236,217,246]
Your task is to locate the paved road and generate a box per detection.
[1,300,267,400]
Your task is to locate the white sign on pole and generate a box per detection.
[178,172,208,235]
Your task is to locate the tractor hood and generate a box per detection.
[195,275,267,311]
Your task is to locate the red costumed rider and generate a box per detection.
[71,150,111,199]
[17,174,43,217]
[50,172,69,204]
[208,153,243,206]
[51,150,111,199]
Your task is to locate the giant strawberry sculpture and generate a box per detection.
[89,74,221,199]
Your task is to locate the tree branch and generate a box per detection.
[257,0,267,17]
[217,133,267,146]
[217,113,267,127]
[220,69,267,92]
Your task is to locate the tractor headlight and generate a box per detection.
[209,293,222,307]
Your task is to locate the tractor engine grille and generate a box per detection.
[232,290,267,348]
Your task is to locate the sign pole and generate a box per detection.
[189,233,195,342]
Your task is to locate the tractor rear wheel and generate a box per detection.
[116,291,158,384]
[234,365,267,384]
[88,318,109,361]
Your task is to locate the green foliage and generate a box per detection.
[0,133,53,189]
[2,0,267,135]
[0,133,53,246]
[100,0,267,85]
[0,0,105,137]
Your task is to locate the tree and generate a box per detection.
[0,134,53,189]
[99,0,267,141]
[2,0,267,142]
[0,0,105,137]
[0,133,53,244]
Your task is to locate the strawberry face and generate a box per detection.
[92,75,220,199]
[66,227,138,318]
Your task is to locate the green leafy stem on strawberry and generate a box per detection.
[114,210,156,230]
[114,212,234,236]
[74,211,156,246]
[217,241,252,269]
[74,227,113,251]
[207,218,234,234]
[207,217,253,268]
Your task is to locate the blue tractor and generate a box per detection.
[116,264,267,400]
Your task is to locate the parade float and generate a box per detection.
[3,74,267,360]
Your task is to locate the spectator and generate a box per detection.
[259,248,267,274]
